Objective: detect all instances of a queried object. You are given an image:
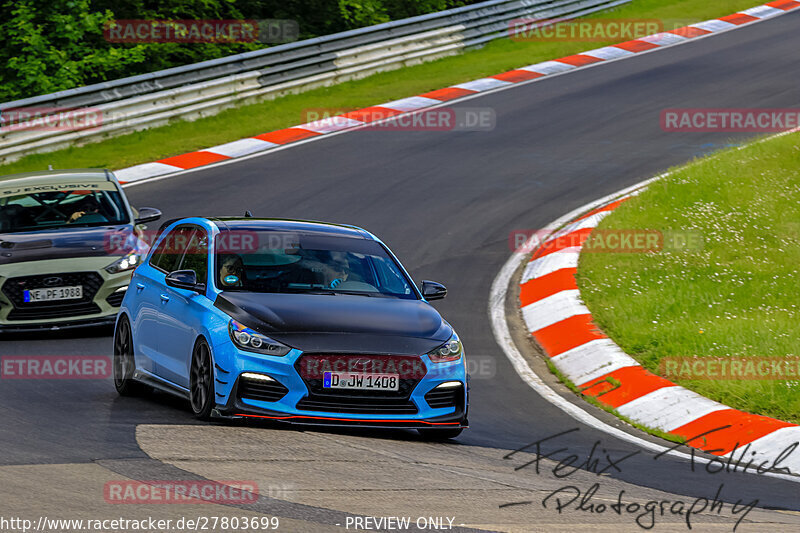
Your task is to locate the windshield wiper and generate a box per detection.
[281,288,336,295]
[328,290,386,297]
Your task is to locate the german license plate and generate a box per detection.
[23,285,83,303]
[323,372,399,391]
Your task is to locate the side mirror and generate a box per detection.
[165,270,205,294]
[421,280,447,301]
[135,207,162,225]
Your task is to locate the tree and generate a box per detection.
[0,0,480,102]
[1,0,146,101]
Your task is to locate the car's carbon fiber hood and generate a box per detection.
[215,291,451,355]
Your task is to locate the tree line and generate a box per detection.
[1,0,475,102]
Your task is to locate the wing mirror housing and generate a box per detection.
[421,280,447,301]
[165,270,205,294]
[135,207,162,225]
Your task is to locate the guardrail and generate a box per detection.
[0,0,629,164]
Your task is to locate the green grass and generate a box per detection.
[577,131,800,424]
[1,0,763,175]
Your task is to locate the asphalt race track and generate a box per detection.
[2,10,800,532]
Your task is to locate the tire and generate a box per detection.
[113,316,140,396]
[417,427,464,441]
[189,338,215,420]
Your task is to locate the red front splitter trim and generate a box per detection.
[234,413,462,425]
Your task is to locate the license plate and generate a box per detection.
[323,372,400,391]
[23,285,83,303]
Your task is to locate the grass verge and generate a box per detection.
[577,131,800,424]
[1,0,763,175]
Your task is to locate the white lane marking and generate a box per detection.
[120,8,800,190]
[741,5,784,18]
[116,162,183,182]
[692,20,737,33]
[488,172,800,483]
[546,211,609,241]
[521,289,589,332]
[205,138,278,157]
[580,46,635,61]
[521,250,578,283]
[297,117,364,134]
[551,338,639,384]
[379,96,441,111]
[638,32,688,46]
[452,78,512,92]
[616,386,730,433]
[518,60,575,75]
[721,426,800,474]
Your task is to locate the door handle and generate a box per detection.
[160,294,170,302]
[136,283,145,292]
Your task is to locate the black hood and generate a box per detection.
[0,226,134,265]
[215,291,452,355]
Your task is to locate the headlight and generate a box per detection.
[428,332,463,363]
[229,319,291,356]
[105,252,141,274]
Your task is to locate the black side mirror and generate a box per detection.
[165,270,205,294]
[421,280,447,301]
[135,207,162,225]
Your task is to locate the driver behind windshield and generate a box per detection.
[327,251,350,288]
[219,254,245,287]
[283,247,351,288]
[68,197,108,224]
[213,233,413,298]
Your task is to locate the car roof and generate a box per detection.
[207,217,373,240]
[0,169,114,187]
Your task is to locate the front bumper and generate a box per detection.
[0,257,132,330]
[211,343,469,429]
[0,315,117,333]
[214,405,468,430]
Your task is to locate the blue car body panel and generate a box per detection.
[117,217,468,428]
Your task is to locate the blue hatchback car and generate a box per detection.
[114,217,468,439]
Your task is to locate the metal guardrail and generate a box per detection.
[0,0,629,164]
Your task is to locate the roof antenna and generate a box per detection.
[244,210,253,218]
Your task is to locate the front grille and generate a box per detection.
[295,354,426,398]
[106,291,126,308]
[238,376,289,402]
[2,272,105,321]
[7,302,102,320]
[425,385,462,409]
[294,354,426,415]
[296,395,418,414]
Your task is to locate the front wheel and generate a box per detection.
[190,339,215,420]
[113,316,140,396]
[417,427,464,441]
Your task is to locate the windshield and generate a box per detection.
[214,230,418,299]
[0,182,130,233]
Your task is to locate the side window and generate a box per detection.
[179,229,209,285]
[149,225,193,273]
[372,256,413,295]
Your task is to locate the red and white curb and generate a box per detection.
[518,193,800,474]
[115,0,800,185]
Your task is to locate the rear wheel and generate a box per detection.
[417,427,463,441]
[190,339,215,420]
[113,316,140,396]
